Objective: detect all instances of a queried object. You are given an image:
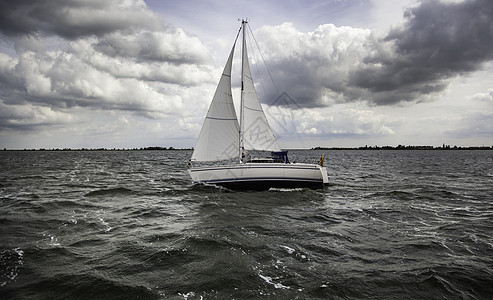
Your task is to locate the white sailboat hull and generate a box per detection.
[188,163,329,190]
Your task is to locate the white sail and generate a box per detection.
[241,32,281,152]
[191,44,239,161]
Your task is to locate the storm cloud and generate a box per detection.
[256,0,493,107]
[254,23,373,107]
[350,0,493,105]
[0,0,162,39]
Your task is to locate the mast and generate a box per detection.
[239,19,246,163]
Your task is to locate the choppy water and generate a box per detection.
[1,150,492,299]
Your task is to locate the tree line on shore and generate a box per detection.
[3,147,192,151]
[4,144,492,151]
[312,144,493,150]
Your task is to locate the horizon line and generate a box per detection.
[2,145,492,151]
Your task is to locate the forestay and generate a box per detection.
[240,33,281,152]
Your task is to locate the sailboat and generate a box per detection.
[188,20,329,190]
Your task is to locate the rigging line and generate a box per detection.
[247,23,311,150]
[245,24,282,142]
[245,25,266,97]
[247,23,280,95]
[234,22,242,44]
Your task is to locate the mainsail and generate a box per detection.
[240,31,281,152]
[191,44,239,161]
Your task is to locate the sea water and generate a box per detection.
[1,150,492,299]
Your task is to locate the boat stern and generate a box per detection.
[320,166,329,186]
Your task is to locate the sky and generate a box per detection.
[0,0,492,149]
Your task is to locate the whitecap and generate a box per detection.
[49,235,61,246]
[258,273,290,290]
[269,187,303,192]
[178,291,202,299]
[280,245,295,254]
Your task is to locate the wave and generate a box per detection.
[10,273,159,299]
[84,187,135,197]
[0,247,24,288]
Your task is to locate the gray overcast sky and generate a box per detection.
[0,0,492,149]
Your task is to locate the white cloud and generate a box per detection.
[254,22,374,107]
[0,99,77,130]
[265,103,396,149]
[471,88,493,103]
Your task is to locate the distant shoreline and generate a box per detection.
[1,147,192,151]
[2,145,492,151]
[312,145,493,150]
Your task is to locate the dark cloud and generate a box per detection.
[93,30,211,65]
[0,97,76,131]
[349,0,493,105]
[255,0,493,108]
[0,0,161,39]
[253,23,372,108]
[259,59,328,108]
